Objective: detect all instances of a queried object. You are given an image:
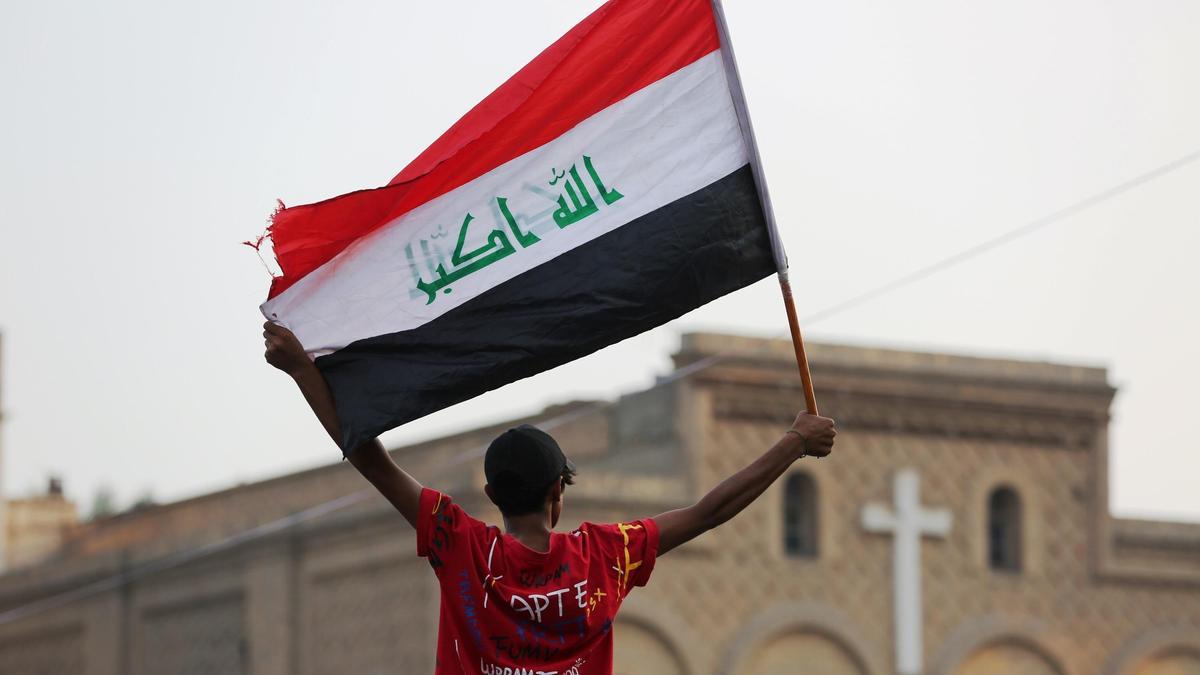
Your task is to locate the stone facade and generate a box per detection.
[5,479,79,570]
[0,333,1197,675]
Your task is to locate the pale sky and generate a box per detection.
[1,0,1197,521]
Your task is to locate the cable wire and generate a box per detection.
[803,149,1200,325]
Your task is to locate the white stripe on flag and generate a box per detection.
[263,50,748,356]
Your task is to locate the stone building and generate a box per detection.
[0,333,1197,675]
[0,334,82,573]
[5,478,79,570]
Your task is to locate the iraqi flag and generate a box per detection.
[261,0,788,451]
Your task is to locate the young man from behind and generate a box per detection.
[264,321,836,674]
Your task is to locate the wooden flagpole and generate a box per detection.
[778,272,820,415]
[711,0,819,415]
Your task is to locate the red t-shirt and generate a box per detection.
[416,487,659,675]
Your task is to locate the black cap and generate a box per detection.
[484,425,575,506]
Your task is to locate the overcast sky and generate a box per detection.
[1,0,1197,521]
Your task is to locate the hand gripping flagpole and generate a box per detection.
[711,0,819,415]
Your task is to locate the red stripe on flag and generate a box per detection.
[267,0,719,300]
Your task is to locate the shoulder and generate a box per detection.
[574,518,659,552]
[420,487,488,522]
[416,487,491,558]
[575,519,660,592]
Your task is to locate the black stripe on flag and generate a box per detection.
[317,165,775,452]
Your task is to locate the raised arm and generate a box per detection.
[653,411,836,556]
[264,321,422,528]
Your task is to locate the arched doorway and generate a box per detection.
[1131,650,1200,675]
[953,643,1061,675]
[612,618,686,675]
[737,632,865,675]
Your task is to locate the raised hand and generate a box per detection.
[263,321,311,376]
[790,412,837,458]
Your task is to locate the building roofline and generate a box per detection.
[68,399,602,531]
[679,332,1111,388]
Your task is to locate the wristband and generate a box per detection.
[785,428,808,458]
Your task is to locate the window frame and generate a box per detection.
[783,471,819,559]
[987,485,1023,573]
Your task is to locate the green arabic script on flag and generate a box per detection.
[411,155,623,304]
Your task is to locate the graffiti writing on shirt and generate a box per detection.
[613,522,644,597]
[457,569,486,649]
[476,657,586,675]
[427,493,457,569]
[510,580,591,623]
[479,660,560,675]
[514,611,588,644]
[488,635,561,663]
[583,587,607,619]
[517,562,570,589]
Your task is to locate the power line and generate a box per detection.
[802,149,1200,325]
[1,148,1196,626]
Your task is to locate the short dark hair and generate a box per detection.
[493,464,576,516]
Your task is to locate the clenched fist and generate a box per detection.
[263,321,311,377]
[790,412,837,458]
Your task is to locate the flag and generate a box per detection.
[261,0,784,451]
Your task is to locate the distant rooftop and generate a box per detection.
[679,332,1110,388]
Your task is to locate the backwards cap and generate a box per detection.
[484,425,574,509]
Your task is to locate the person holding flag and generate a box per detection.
[259,0,837,671]
[264,319,835,674]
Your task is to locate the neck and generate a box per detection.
[503,510,554,552]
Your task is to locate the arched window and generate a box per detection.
[988,486,1022,571]
[784,473,818,557]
